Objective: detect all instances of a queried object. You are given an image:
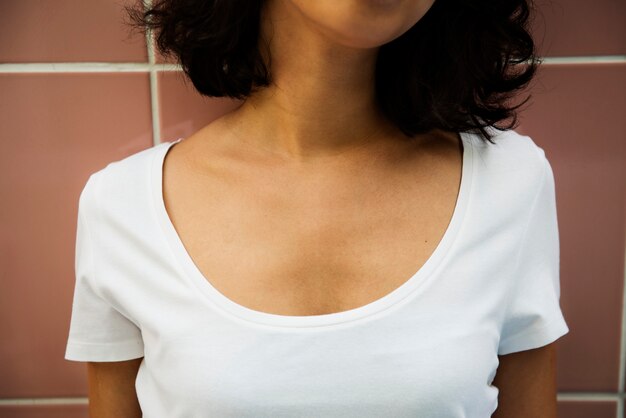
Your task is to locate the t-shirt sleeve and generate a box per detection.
[64,174,144,362]
[497,148,570,355]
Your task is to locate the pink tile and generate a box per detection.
[516,63,626,392]
[532,0,626,56]
[157,71,242,141]
[0,405,88,418]
[558,400,617,418]
[0,73,153,397]
[0,0,146,63]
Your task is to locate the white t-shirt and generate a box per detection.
[65,128,569,417]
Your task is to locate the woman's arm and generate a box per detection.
[492,342,559,418]
[87,358,143,418]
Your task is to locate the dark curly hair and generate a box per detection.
[124,0,541,144]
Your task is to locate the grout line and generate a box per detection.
[148,60,161,147]
[618,221,626,418]
[0,393,620,406]
[0,398,88,406]
[143,0,161,147]
[0,62,181,73]
[557,392,624,401]
[0,56,624,73]
[541,55,626,65]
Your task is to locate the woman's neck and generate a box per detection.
[220,0,402,162]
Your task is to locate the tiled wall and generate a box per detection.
[0,0,624,416]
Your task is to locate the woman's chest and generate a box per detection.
[161,140,463,316]
[137,312,500,417]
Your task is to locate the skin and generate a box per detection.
[88,0,560,416]
[87,359,142,418]
[492,343,560,418]
[219,0,438,162]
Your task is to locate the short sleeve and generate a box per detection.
[64,174,144,362]
[498,149,570,355]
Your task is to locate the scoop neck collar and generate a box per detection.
[150,131,475,329]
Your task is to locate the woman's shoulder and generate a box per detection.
[466,128,554,214]
[91,140,171,184]
[78,140,173,220]
[470,127,549,179]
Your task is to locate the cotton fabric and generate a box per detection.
[65,128,569,417]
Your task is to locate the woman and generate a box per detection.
[65,0,569,416]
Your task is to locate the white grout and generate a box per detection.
[557,392,624,401]
[0,62,181,73]
[0,56,624,73]
[619,237,626,418]
[0,397,88,405]
[0,393,619,406]
[558,392,622,417]
[541,55,626,65]
[144,0,161,147]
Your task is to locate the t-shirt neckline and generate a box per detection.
[150,131,475,329]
